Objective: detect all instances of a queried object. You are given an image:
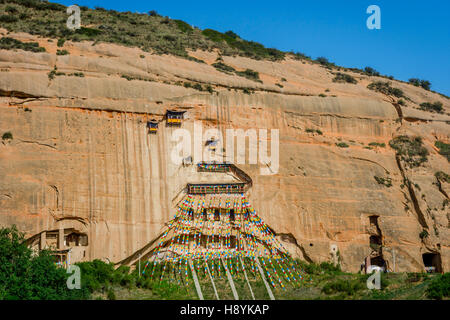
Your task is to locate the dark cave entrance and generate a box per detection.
[422,253,442,273]
[370,255,386,269]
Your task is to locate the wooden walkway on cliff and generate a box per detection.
[187,162,253,194]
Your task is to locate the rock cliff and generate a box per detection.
[0,30,449,272]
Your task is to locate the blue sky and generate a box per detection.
[55,0,450,96]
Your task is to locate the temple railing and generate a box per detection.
[187,183,246,194]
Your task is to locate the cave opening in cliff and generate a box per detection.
[369,235,382,252]
[229,209,235,222]
[369,215,379,227]
[65,232,88,247]
[214,209,220,221]
[422,253,442,273]
[370,255,386,270]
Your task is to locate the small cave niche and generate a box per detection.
[369,235,382,252]
[369,215,379,227]
[422,253,442,273]
[229,209,235,222]
[370,255,386,270]
[64,230,89,247]
[214,209,220,221]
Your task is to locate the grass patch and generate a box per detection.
[364,67,380,76]
[333,72,357,84]
[56,49,69,55]
[435,141,450,161]
[0,37,46,52]
[368,142,386,148]
[212,61,236,74]
[389,136,429,168]
[2,132,13,140]
[322,278,364,296]
[374,176,392,187]
[409,78,431,91]
[306,128,323,135]
[235,69,261,82]
[426,273,450,300]
[336,142,349,148]
[57,38,65,47]
[435,171,450,183]
[212,62,261,82]
[0,1,285,61]
[367,81,405,98]
[419,101,443,113]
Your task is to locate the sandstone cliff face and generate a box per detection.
[0,31,449,272]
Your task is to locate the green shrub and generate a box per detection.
[5,5,18,13]
[212,62,236,74]
[202,29,284,61]
[174,19,193,33]
[389,136,429,167]
[306,128,323,135]
[205,85,214,93]
[75,27,102,38]
[296,260,341,275]
[374,176,392,187]
[435,141,450,161]
[419,101,443,113]
[419,230,429,239]
[316,57,330,66]
[0,14,18,23]
[0,225,89,300]
[76,259,115,292]
[322,279,363,296]
[69,72,85,77]
[409,78,431,91]
[364,67,380,76]
[336,142,349,148]
[56,49,69,55]
[368,142,386,148]
[435,171,450,183]
[426,273,450,300]
[235,69,260,82]
[186,56,205,64]
[367,81,404,98]
[2,132,13,140]
[57,38,65,47]
[0,37,46,52]
[107,289,116,300]
[333,72,357,84]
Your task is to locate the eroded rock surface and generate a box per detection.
[0,31,449,272]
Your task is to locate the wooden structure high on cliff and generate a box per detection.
[146,120,159,134]
[166,110,185,126]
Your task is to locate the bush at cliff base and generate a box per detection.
[426,273,450,300]
[0,225,90,300]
